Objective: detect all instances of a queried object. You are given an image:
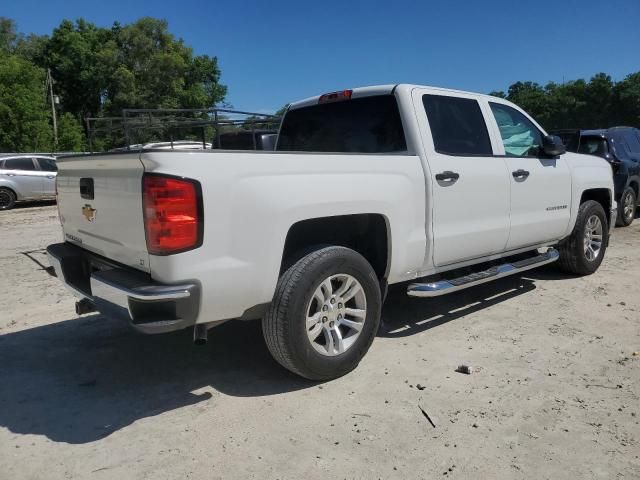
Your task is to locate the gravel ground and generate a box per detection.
[0,203,638,479]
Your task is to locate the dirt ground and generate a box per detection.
[0,203,638,479]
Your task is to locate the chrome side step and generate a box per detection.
[407,249,559,298]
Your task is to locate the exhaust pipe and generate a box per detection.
[75,298,96,315]
[193,324,209,346]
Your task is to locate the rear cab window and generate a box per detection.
[277,95,407,153]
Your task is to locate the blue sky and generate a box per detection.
[4,0,640,113]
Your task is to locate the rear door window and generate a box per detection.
[4,158,37,171]
[277,95,407,153]
[422,94,492,156]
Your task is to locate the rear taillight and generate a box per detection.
[143,174,203,255]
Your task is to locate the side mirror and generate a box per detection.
[542,135,566,156]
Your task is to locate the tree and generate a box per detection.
[57,112,85,151]
[612,72,640,127]
[104,17,226,114]
[0,17,19,54]
[0,55,53,151]
[45,19,116,121]
[14,33,49,65]
[497,73,640,130]
[275,105,289,116]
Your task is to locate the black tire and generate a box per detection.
[616,186,636,227]
[263,246,381,381]
[557,200,608,276]
[0,188,17,210]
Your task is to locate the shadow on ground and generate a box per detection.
[0,317,309,444]
[380,273,539,337]
[0,264,561,444]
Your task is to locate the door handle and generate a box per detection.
[512,169,530,179]
[47,175,55,179]
[435,171,460,182]
[5,173,16,176]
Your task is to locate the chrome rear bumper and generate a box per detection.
[47,242,199,334]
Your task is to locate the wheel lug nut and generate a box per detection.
[338,314,342,319]
[322,316,328,322]
[322,305,328,312]
[338,303,343,308]
[330,298,336,304]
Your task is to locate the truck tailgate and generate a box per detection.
[55,153,150,272]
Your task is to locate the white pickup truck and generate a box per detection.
[47,84,616,380]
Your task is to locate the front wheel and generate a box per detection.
[263,246,381,380]
[616,187,636,227]
[557,200,609,275]
[0,188,17,210]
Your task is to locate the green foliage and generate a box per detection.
[1,16,227,152]
[275,104,289,116]
[499,73,640,130]
[0,17,18,53]
[46,19,115,120]
[0,54,53,151]
[613,72,640,127]
[57,112,85,151]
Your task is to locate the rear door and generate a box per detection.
[413,89,511,267]
[55,153,150,272]
[2,157,41,198]
[36,157,58,196]
[487,101,571,249]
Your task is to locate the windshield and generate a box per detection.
[277,95,407,153]
[578,136,609,158]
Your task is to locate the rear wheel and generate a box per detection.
[0,188,16,210]
[616,187,636,227]
[557,200,608,275]
[263,246,381,380]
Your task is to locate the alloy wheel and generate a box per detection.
[583,215,603,262]
[305,274,367,356]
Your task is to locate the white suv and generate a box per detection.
[0,155,57,210]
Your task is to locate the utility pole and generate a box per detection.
[46,68,58,150]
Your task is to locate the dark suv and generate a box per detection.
[552,127,640,227]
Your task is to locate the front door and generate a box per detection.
[3,157,42,198]
[487,102,571,249]
[414,90,511,267]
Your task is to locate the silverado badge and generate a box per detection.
[82,204,97,222]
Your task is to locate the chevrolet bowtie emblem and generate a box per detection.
[82,204,97,222]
